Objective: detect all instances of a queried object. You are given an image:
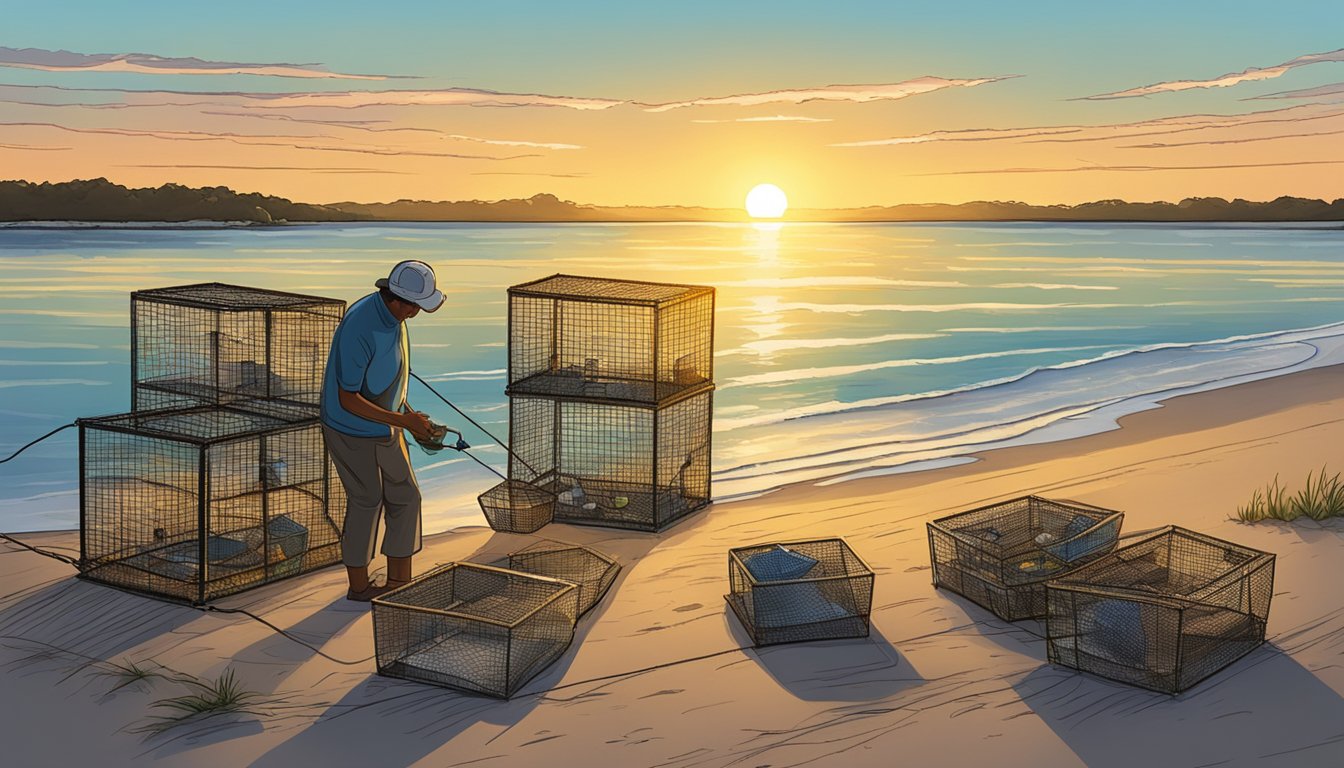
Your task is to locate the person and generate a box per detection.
[320,260,445,601]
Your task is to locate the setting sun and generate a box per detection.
[745,183,789,218]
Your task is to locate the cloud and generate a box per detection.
[1119,127,1344,149]
[245,88,623,110]
[691,115,833,124]
[0,46,399,80]
[118,164,411,174]
[1,142,70,151]
[832,126,1080,147]
[0,82,623,111]
[832,104,1344,148]
[914,159,1344,176]
[1082,47,1344,100]
[0,121,538,160]
[642,76,1013,112]
[1252,82,1344,101]
[199,111,581,148]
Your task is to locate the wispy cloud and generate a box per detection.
[0,82,622,111]
[0,142,70,151]
[119,163,410,174]
[200,111,581,149]
[833,126,1079,147]
[833,104,1344,149]
[692,115,833,124]
[246,88,623,110]
[0,46,399,80]
[1252,82,1344,101]
[1082,47,1344,100]
[915,159,1344,176]
[643,76,1013,112]
[1,121,538,160]
[1120,127,1344,149]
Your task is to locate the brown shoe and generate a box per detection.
[346,582,397,602]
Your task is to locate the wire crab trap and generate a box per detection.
[927,495,1124,621]
[372,562,580,698]
[505,391,712,532]
[726,538,875,647]
[131,283,344,411]
[506,274,715,406]
[77,400,345,604]
[1046,526,1275,694]
[506,540,620,616]
[477,479,556,534]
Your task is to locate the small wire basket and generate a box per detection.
[478,479,556,533]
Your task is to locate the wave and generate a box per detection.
[719,345,1113,389]
[716,320,1344,432]
[0,378,110,389]
[711,320,1344,500]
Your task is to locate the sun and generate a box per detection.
[745,183,788,219]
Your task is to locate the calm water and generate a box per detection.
[2,221,1343,533]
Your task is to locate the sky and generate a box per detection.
[2,1,1343,209]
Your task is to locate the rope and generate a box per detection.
[0,533,80,566]
[409,370,538,478]
[0,422,75,464]
[201,606,373,666]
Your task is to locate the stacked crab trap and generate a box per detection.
[77,284,347,604]
[372,540,620,698]
[479,275,715,533]
[927,496,1276,693]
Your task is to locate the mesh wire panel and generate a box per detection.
[927,496,1124,621]
[726,538,875,647]
[478,479,555,533]
[132,283,343,411]
[507,391,712,532]
[1046,526,1275,693]
[507,275,714,406]
[78,404,344,603]
[372,563,580,698]
[506,540,620,616]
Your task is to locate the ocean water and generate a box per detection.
[1,220,1342,533]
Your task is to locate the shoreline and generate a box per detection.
[4,355,1344,766]
[2,219,1343,229]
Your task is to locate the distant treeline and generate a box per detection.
[3,178,1343,224]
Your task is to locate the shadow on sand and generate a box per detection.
[250,525,662,766]
[740,620,928,702]
[1013,642,1344,768]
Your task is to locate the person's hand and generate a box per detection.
[400,410,435,442]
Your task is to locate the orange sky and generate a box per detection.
[3,4,1344,208]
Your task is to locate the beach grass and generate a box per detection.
[134,668,266,736]
[1238,467,1344,522]
[93,658,171,694]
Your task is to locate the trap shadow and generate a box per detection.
[722,604,927,702]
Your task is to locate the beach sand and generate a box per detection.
[3,364,1344,767]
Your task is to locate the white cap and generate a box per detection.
[376,260,445,312]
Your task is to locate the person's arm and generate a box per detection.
[338,389,434,440]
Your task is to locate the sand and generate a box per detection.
[3,365,1344,767]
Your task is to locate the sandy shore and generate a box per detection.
[4,365,1344,767]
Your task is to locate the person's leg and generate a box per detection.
[323,427,386,595]
[377,432,423,587]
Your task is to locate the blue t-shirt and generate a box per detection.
[320,292,409,437]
